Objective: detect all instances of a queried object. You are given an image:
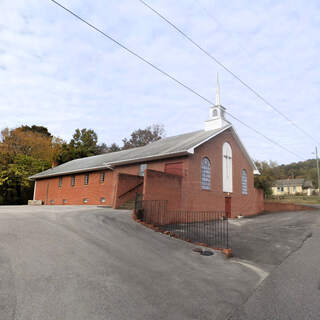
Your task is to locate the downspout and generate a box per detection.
[33,180,37,200]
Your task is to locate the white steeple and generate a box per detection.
[204,73,230,131]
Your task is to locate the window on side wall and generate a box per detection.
[100,172,105,183]
[241,169,248,195]
[71,175,75,187]
[139,164,147,176]
[201,157,211,190]
[84,173,89,185]
[58,177,63,188]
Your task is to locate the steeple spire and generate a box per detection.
[204,73,230,131]
[216,73,220,106]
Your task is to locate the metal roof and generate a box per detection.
[30,126,233,180]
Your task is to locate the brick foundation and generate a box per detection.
[264,201,316,212]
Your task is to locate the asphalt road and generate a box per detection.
[228,209,320,320]
[0,206,319,320]
[0,206,259,320]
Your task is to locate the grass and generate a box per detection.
[266,195,320,205]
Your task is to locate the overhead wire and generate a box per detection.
[137,0,319,146]
[48,0,304,160]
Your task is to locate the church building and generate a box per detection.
[30,83,264,217]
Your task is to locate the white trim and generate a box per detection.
[107,151,188,166]
[229,127,259,174]
[187,124,232,154]
[30,164,114,180]
[253,169,260,175]
[187,124,258,174]
[30,152,188,180]
[30,124,259,180]
[223,142,233,193]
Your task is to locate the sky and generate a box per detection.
[0,0,319,164]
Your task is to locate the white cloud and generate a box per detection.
[0,0,319,164]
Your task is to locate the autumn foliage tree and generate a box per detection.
[0,124,165,204]
[0,126,62,204]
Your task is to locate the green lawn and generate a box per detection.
[267,195,320,205]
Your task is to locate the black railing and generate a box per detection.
[134,199,229,249]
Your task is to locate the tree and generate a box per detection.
[122,124,165,150]
[0,125,57,205]
[108,143,121,152]
[96,143,109,154]
[0,154,50,204]
[56,128,105,164]
[254,160,278,197]
[0,127,59,162]
[21,125,52,138]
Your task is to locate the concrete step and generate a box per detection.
[119,194,143,210]
[119,200,136,210]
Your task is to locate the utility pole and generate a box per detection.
[316,146,320,197]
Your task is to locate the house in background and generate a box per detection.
[30,87,264,217]
[272,178,314,196]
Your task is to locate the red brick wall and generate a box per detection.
[114,173,143,208]
[34,157,187,207]
[179,128,264,217]
[264,201,315,212]
[143,169,182,210]
[35,170,114,206]
[34,129,264,216]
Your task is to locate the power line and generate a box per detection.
[137,0,319,145]
[48,0,304,160]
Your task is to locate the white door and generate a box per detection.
[223,142,232,192]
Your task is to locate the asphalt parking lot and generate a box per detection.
[0,205,319,320]
[0,205,259,320]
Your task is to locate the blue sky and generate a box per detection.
[1,0,319,164]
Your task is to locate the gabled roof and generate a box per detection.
[30,124,257,180]
[273,179,313,188]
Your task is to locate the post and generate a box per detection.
[134,192,138,213]
[316,147,320,197]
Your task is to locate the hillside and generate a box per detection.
[254,159,319,196]
[272,159,318,186]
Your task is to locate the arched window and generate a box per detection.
[212,109,218,117]
[201,157,211,190]
[222,142,232,192]
[242,169,248,195]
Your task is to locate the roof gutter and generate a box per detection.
[29,151,189,180]
[107,150,189,167]
[29,164,114,181]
